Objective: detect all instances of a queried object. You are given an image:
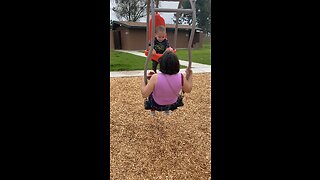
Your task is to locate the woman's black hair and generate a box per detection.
[158,51,180,75]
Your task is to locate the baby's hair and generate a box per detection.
[155,25,166,34]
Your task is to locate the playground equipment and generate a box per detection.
[143,0,196,111]
[144,12,177,62]
[144,0,196,84]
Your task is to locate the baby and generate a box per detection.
[148,25,174,73]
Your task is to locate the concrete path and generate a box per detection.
[110,50,211,78]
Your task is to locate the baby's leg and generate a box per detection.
[164,110,171,116]
[152,60,158,73]
[150,110,156,117]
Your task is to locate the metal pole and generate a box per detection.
[154,8,194,13]
[187,0,196,80]
[144,0,156,85]
[146,0,150,49]
[173,0,183,49]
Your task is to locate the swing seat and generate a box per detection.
[144,94,184,111]
[145,12,176,62]
[144,49,177,62]
[148,12,166,42]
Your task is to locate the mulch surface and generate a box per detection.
[110,73,211,179]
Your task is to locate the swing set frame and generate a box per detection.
[144,0,197,85]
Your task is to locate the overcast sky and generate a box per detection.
[110,1,179,24]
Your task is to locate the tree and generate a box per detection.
[173,0,211,35]
[112,0,147,22]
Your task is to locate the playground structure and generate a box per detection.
[110,1,211,178]
[144,0,197,84]
[143,0,197,112]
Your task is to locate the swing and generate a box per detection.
[143,0,196,114]
[144,12,176,62]
[144,68,185,111]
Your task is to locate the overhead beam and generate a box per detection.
[154,8,194,13]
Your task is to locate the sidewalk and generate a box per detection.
[110,50,211,78]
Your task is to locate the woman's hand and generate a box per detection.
[141,72,157,98]
[183,68,193,93]
[186,68,193,78]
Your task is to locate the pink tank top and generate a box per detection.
[152,73,183,105]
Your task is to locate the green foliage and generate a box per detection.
[112,0,147,22]
[173,0,211,34]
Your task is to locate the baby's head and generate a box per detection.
[155,26,166,42]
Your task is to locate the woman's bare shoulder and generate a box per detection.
[150,73,158,82]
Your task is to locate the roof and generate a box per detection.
[112,21,202,31]
[158,0,181,1]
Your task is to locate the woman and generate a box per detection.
[141,51,193,116]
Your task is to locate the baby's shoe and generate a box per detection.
[150,110,156,116]
[164,110,171,116]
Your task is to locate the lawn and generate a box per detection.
[110,50,186,71]
[110,51,151,71]
[139,39,211,65]
[175,39,211,65]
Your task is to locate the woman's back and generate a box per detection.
[141,51,192,113]
[152,73,182,105]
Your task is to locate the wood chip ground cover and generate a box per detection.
[110,73,211,179]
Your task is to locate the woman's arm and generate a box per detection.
[141,74,157,98]
[182,69,193,93]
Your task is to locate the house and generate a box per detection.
[110,21,204,50]
[110,29,115,49]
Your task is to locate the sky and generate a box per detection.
[110,1,179,24]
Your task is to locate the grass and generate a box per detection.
[139,40,211,65]
[175,40,211,65]
[110,51,152,71]
[110,50,186,71]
